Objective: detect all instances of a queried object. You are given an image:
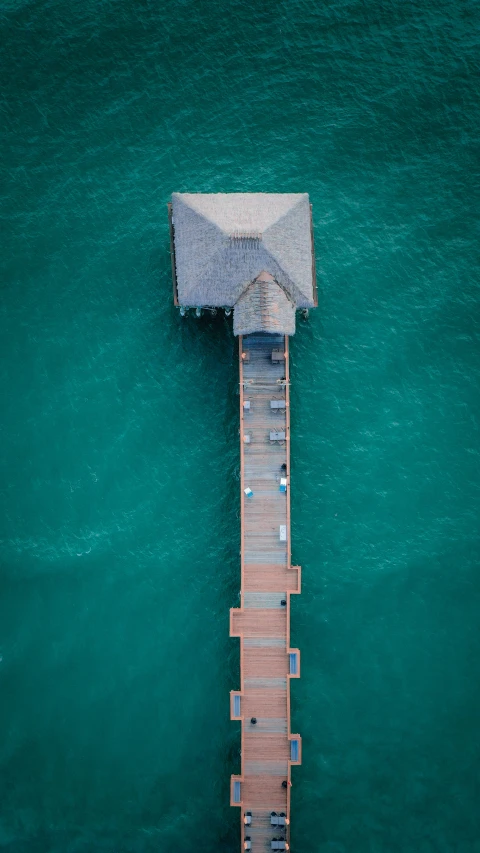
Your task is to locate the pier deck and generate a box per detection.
[230,333,301,852]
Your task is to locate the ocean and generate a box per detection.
[1,1,479,850]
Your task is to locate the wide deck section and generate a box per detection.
[230,333,301,853]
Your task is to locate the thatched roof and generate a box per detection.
[233,272,295,336]
[171,192,315,335]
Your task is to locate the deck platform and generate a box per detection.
[230,333,301,852]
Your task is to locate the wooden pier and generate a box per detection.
[169,191,316,851]
[230,332,301,853]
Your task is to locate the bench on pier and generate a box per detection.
[271,350,285,362]
[270,400,286,410]
[270,430,286,442]
[271,813,287,827]
[271,841,287,851]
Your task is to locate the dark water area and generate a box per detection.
[1,1,480,850]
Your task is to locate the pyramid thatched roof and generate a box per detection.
[171,192,316,335]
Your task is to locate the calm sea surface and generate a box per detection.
[1,2,479,851]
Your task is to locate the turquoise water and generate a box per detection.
[1,1,479,850]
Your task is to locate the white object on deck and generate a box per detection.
[243,400,251,410]
[280,477,287,492]
[244,487,254,498]
[244,435,251,444]
[279,525,287,542]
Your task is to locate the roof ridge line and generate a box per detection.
[233,275,296,308]
[262,194,307,237]
[171,193,226,235]
[251,247,305,307]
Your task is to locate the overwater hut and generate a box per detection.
[169,192,317,334]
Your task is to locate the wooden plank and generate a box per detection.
[242,775,287,810]
[243,648,289,678]
[244,733,290,760]
[242,689,287,717]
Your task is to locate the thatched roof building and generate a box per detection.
[169,193,317,336]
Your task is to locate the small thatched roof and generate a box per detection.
[233,272,295,336]
[171,192,316,335]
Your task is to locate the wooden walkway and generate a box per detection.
[230,333,301,853]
